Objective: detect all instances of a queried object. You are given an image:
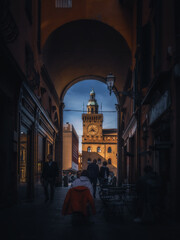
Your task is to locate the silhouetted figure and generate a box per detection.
[41,154,59,203]
[99,161,109,186]
[76,170,82,178]
[134,165,161,223]
[63,174,68,187]
[87,159,99,198]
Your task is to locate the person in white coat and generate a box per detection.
[71,170,93,197]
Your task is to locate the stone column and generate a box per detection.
[55,102,64,186]
[116,103,122,186]
[172,63,180,219]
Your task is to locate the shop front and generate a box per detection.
[18,82,58,202]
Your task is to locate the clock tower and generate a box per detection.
[82,89,103,169]
[81,89,117,175]
[82,89,103,142]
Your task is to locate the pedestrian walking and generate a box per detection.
[63,170,96,225]
[134,165,162,223]
[99,161,109,186]
[71,170,93,196]
[87,159,100,198]
[63,173,68,187]
[41,154,59,203]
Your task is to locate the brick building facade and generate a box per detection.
[63,123,79,172]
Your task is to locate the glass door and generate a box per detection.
[18,126,30,201]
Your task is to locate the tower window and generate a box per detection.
[97,147,101,152]
[108,147,112,153]
[98,158,101,164]
[87,147,91,152]
[108,158,111,164]
[87,158,91,164]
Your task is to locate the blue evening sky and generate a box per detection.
[63,80,118,152]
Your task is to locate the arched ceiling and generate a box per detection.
[42,19,132,98]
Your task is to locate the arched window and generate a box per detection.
[97,147,101,152]
[87,158,91,164]
[108,147,112,153]
[108,158,111,164]
[98,158,101,164]
[87,146,91,152]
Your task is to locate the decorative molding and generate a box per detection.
[122,114,137,140]
[25,43,40,90]
[82,142,117,145]
[41,64,60,106]
[21,82,58,135]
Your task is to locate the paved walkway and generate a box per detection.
[0,185,180,240]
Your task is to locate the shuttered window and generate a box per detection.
[55,0,72,8]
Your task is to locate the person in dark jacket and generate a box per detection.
[99,161,109,186]
[87,159,99,198]
[41,154,59,203]
[134,165,162,223]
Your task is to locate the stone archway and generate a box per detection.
[42,19,132,98]
[57,75,121,185]
[60,75,106,100]
[42,19,131,186]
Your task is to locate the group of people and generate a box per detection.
[61,160,111,224]
[40,155,111,203]
[41,154,109,202]
[69,159,111,199]
[40,154,162,224]
[40,154,116,205]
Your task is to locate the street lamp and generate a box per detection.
[106,73,137,99]
[106,73,115,96]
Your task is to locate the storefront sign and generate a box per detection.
[122,115,137,140]
[149,91,171,125]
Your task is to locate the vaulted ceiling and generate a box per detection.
[42,19,132,99]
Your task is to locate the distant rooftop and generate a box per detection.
[103,129,117,134]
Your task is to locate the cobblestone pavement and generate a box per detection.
[0,185,180,240]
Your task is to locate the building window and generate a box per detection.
[55,0,72,8]
[108,158,111,164]
[87,147,91,152]
[97,147,101,152]
[98,158,101,164]
[87,158,91,164]
[107,147,112,153]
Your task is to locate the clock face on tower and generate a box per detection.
[87,124,98,136]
